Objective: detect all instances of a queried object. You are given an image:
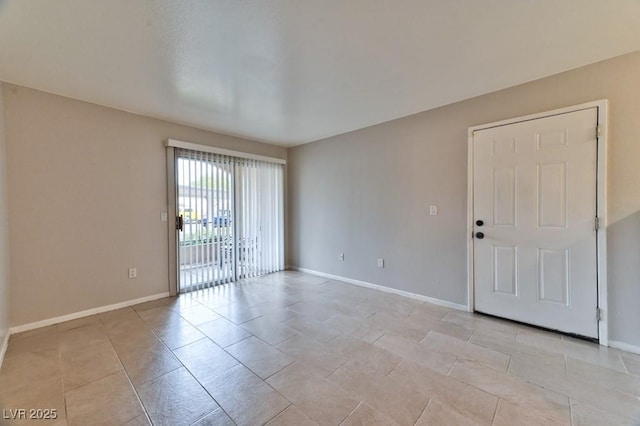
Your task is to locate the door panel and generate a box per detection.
[538,248,568,305]
[473,108,598,338]
[493,168,516,227]
[176,152,235,291]
[493,245,517,296]
[538,162,566,228]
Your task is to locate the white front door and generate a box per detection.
[473,108,599,338]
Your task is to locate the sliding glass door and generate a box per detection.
[235,159,285,280]
[175,148,283,292]
[177,150,235,291]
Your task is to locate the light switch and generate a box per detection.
[161,212,168,222]
[429,205,438,215]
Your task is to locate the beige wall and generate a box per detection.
[0,84,9,351]
[3,84,286,327]
[288,51,640,347]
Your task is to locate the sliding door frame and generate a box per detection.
[167,146,179,296]
[165,139,286,295]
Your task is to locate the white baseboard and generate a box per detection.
[9,292,170,335]
[0,330,9,370]
[293,267,640,352]
[609,340,640,355]
[292,266,468,311]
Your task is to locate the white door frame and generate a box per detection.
[166,146,178,297]
[466,100,608,345]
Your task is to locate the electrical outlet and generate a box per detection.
[339,253,345,261]
[377,258,384,268]
[429,205,438,215]
[128,268,137,279]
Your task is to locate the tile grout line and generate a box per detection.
[132,310,238,425]
[445,357,458,376]
[370,332,385,345]
[385,355,403,377]
[490,398,500,425]
[465,327,476,343]
[568,397,575,426]
[187,409,224,426]
[127,302,238,424]
[207,329,297,409]
[413,398,431,425]
[417,329,431,344]
[338,401,363,426]
[59,321,158,424]
[261,403,293,426]
[99,313,154,425]
[57,335,70,425]
[261,358,296,382]
[619,354,630,374]
[326,357,351,379]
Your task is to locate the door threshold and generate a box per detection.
[474,310,598,344]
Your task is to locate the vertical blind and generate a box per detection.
[236,159,285,280]
[176,148,284,292]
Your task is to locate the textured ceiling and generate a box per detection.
[1,1,639,146]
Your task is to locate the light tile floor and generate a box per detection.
[1,271,640,425]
